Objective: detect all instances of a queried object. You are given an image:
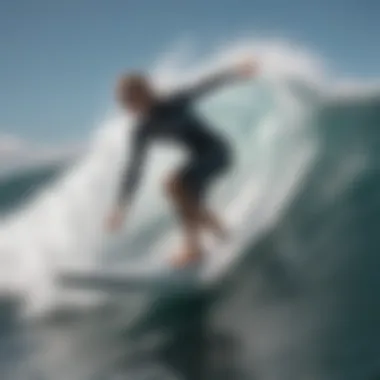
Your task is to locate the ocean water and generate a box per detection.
[1,40,380,380]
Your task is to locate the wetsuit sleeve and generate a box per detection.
[173,69,241,103]
[118,128,148,206]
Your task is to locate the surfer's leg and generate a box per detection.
[165,147,232,265]
[165,175,204,264]
[188,148,231,240]
[168,180,226,240]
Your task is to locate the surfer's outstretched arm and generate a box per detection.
[174,58,259,102]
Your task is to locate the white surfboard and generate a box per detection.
[59,178,264,294]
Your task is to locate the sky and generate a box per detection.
[0,0,379,143]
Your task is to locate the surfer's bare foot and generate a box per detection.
[171,246,203,268]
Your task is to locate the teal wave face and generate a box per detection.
[206,95,380,380]
[0,163,67,214]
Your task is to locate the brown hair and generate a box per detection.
[116,72,154,104]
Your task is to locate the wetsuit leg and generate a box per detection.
[179,146,231,202]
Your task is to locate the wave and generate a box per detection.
[212,96,380,380]
[0,39,379,321]
[118,89,380,380]
[2,39,380,380]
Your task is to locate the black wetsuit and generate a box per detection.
[119,71,239,205]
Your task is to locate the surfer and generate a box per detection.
[107,58,259,267]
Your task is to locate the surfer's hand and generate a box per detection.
[235,58,258,78]
[106,208,126,232]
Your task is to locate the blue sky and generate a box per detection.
[0,0,379,142]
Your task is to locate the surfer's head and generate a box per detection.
[116,72,156,114]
